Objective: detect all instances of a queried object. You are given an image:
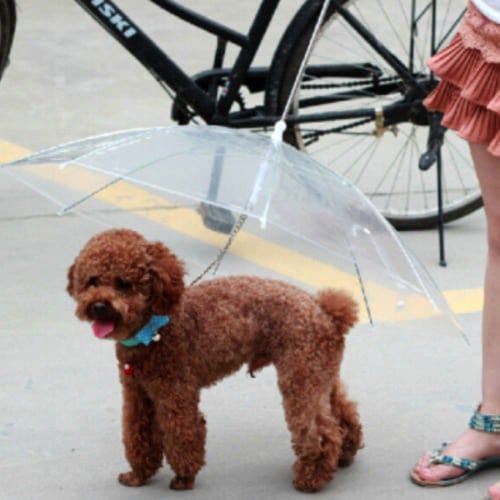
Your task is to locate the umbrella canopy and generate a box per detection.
[1,125,461,328]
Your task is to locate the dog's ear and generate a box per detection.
[147,242,185,314]
[67,263,76,297]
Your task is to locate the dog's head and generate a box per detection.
[67,229,185,342]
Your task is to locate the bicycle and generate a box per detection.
[0,0,474,235]
[0,0,15,82]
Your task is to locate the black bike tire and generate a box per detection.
[383,195,484,230]
[0,0,16,81]
[265,0,483,230]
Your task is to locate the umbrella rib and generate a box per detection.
[345,234,374,325]
[7,128,155,167]
[59,147,204,214]
[10,123,461,329]
[3,169,66,210]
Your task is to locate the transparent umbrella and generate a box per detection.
[1,124,462,329]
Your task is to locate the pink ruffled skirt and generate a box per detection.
[424,2,500,157]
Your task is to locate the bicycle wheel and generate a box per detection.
[266,0,481,230]
[0,0,15,81]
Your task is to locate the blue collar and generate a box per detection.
[120,315,170,348]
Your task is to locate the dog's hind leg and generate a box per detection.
[155,389,207,491]
[329,381,363,466]
[118,384,164,487]
[276,360,343,492]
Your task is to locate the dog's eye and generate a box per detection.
[115,278,132,291]
[86,276,99,288]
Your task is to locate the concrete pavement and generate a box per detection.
[0,1,493,499]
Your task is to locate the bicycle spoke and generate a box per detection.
[279,0,478,227]
[385,134,414,210]
[352,0,405,67]
[374,0,409,57]
[444,137,473,194]
[324,134,370,169]
[437,0,454,50]
[352,137,382,185]
[341,136,379,177]
[308,133,364,155]
[415,3,432,70]
[445,133,474,166]
[397,0,411,29]
[374,132,412,207]
[404,129,416,212]
[328,17,389,74]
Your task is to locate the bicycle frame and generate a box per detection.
[73,0,463,129]
[74,0,281,124]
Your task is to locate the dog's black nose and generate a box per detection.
[89,301,110,319]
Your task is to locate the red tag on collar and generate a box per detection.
[123,363,134,376]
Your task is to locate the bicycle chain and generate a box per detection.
[302,117,375,144]
[301,75,401,90]
[299,76,403,141]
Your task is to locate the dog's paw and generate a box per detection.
[170,475,195,490]
[118,471,147,487]
[293,457,334,493]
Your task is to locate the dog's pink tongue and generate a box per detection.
[92,320,115,339]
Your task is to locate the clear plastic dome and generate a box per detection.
[2,125,462,330]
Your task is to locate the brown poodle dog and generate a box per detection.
[67,228,362,492]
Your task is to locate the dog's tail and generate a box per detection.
[317,289,358,336]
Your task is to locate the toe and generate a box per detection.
[413,463,466,484]
[488,482,500,500]
[416,451,432,468]
[416,466,442,482]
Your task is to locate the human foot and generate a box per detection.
[411,428,500,485]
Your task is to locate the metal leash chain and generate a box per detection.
[189,213,248,287]
[189,0,331,286]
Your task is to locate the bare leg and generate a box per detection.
[414,143,500,484]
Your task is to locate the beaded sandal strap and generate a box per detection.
[429,445,480,471]
[469,408,500,433]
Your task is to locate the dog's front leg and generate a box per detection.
[118,382,163,487]
[155,389,206,490]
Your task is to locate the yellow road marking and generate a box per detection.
[0,139,484,319]
[444,287,483,315]
[0,140,29,162]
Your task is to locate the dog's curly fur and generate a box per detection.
[67,228,362,492]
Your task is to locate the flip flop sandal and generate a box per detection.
[410,407,500,487]
[410,443,500,487]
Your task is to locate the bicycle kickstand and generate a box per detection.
[419,111,447,267]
